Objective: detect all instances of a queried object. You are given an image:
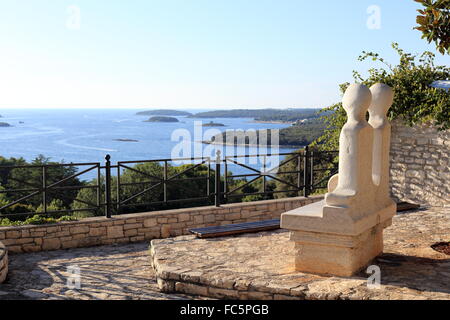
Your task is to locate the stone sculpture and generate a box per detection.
[280,83,396,276]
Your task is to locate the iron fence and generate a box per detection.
[0,147,338,220]
[0,162,102,218]
[223,147,339,201]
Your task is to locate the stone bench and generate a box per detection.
[189,219,280,238]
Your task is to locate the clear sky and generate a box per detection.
[0,0,448,109]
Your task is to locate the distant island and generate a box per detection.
[144,116,179,123]
[136,110,192,116]
[202,121,225,127]
[189,108,326,122]
[113,138,139,142]
[0,122,11,127]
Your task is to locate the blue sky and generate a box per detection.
[0,0,448,109]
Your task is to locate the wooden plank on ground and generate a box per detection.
[189,219,280,238]
[397,202,420,212]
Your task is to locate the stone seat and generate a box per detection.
[281,200,395,236]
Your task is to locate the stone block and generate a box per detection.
[226,212,241,220]
[21,244,42,253]
[193,215,204,224]
[70,226,89,234]
[175,282,208,296]
[124,229,138,237]
[30,231,45,237]
[6,231,21,239]
[144,218,158,227]
[157,278,174,292]
[178,213,191,222]
[161,225,171,238]
[144,231,161,239]
[204,215,216,223]
[89,227,106,237]
[42,238,61,251]
[107,226,124,239]
[61,240,80,249]
[208,287,239,299]
[290,226,383,276]
[123,223,142,230]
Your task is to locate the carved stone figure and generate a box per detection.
[280,83,396,276]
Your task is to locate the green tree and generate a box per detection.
[0,155,84,210]
[72,162,220,216]
[315,43,450,152]
[414,0,450,54]
[0,186,9,208]
[36,199,67,215]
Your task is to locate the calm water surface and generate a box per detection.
[0,109,296,179]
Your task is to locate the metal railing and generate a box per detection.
[114,156,213,217]
[223,147,338,201]
[0,147,338,220]
[0,162,102,218]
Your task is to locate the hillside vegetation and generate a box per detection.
[207,118,326,147]
[190,108,323,121]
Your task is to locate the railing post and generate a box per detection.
[105,154,112,218]
[116,163,121,214]
[97,164,101,211]
[310,149,314,194]
[223,156,228,203]
[215,150,221,207]
[297,153,302,191]
[163,161,168,203]
[262,155,267,200]
[303,146,310,197]
[42,166,47,214]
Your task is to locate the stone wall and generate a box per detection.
[390,120,449,207]
[0,196,322,254]
[0,242,7,283]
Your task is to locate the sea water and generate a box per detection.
[0,108,296,180]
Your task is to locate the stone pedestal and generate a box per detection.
[281,201,394,276]
[281,83,397,276]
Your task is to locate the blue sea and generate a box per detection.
[0,109,296,179]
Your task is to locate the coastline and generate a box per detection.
[250,120,294,125]
[199,140,303,149]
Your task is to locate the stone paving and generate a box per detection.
[0,207,448,300]
[151,207,450,300]
[0,242,203,300]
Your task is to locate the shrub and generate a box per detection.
[0,214,77,227]
[314,43,450,151]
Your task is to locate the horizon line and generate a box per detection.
[0,106,324,110]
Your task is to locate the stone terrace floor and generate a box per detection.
[0,242,205,300]
[151,206,450,300]
[0,206,448,300]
